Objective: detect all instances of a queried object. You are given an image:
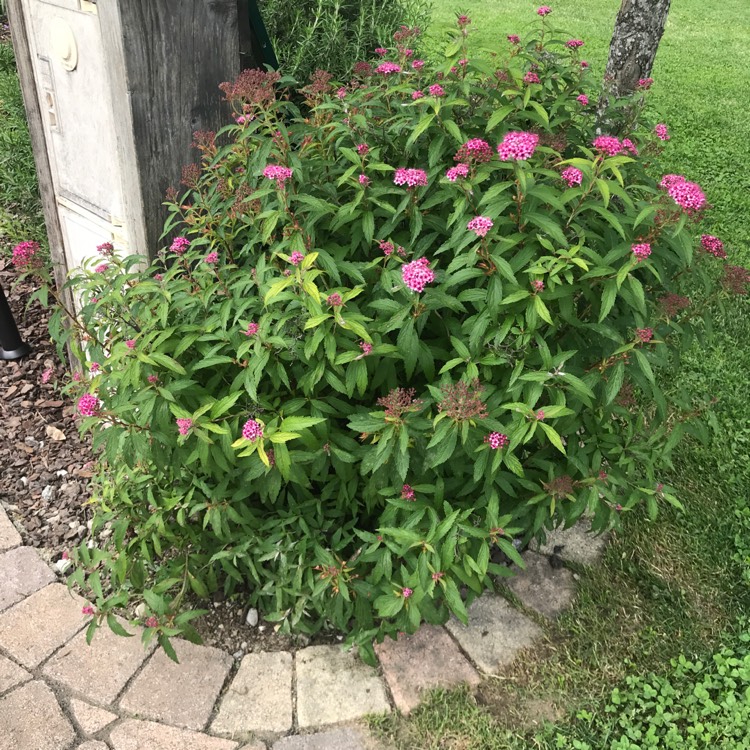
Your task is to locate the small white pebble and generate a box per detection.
[245,607,259,627]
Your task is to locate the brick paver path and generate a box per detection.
[0,505,606,749]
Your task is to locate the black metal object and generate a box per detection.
[239,0,279,70]
[0,282,31,361]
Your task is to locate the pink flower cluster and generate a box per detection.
[176,418,193,436]
[94,263,109,274]
[412,90,424,100]
[205,251,219,264]
[242,419,263,441]
[244,321,259,336]
[428,84,445,97]
[336,87,347,99]
[11,241,41,269]
[446,163,470,182]
[566,39,584,48]
[638,78,654,90]
[394,168,428,188]
[660,174,706,213]
[375,47,388,57]
[631,243,652,262]
[377,62,402,75]
[359,174,370,186]
[532,279,545,292]
[89,362,100,373]
[497,131,539,161]
[41,368,53,384]
[402,257,435,292]
[456,138,493,163]
[97,242,114,256]
[170,236,190,255]
[654,123,670,141]
[359,341,373,355]
[263,164,293,187]
[290,251,305,266]
[592,136,624,157]
[636,328,654,343]
[412,59,425,69]
[700,234,726,259]
[77,394,99,417]
[537,6,552,16]
[508,34,520,44]
[327,292,343,307]
[561,166,583,187]
[356,143,369,156]
[524,71,540,84]
[402,587,413,598]
[125,339,136,349]
[401,484,415,500]
[576,94,589,106]
[82,605,95,616]
[486,432,509,449]
[467,216,494,237]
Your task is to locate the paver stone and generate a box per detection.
[77,743,110,750]
[44,616,152,704]
[296,645,390,729]
[535,519,608,565]
[0,546,57,612]
[70,697,118,734]
[272,728,369,750]
[119,638,233,730]
[0,653,31,695]
[211,651,292,736]
[110,718,239,750]
[0,506,22,551]
[375,625,480,714]
[506,552,576,619]
[0,680,75,750]
[0,583,86,668]
[445,594,543,673]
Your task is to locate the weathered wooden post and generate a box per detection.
[7,0,259,306]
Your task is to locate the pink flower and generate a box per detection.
[359,341,373,355]
[507,34,520,44]
[263,164,293,187]
[89,362,100,373]
[638,77,654,90]
[401,257,435,292]
[700,234,726,259]
[154,274,163,281]
[379,240,395,256]
[377,62,402,75]
[467,216,494,238]
[561,166,583,187]
[576,94,589,106]
[170,236,190,255]
[536,410,545,421]
[523,71,540,84]
[537,5,552,16]
[125,339,136,349]
[393,168,428,188]
[94,263,109,274]
[336,87,347,99]
[411,89,424,100]
[242,418,263,441]
[446,163,470,182]
[631,243,652,262]
[532,280,545,292]
[72,371,82,382]
[621,138,638,156]
[359,174,370,186]
[432,571,445,581]
[243,321,259,336]
[375,47,388,57]
[77,394,100,417]
[581,60,589,68]
[401,484,415,501]
[403,49,414,58]
[290,251,305,266]
[457,14,471,28]
[97,242,114,256]
[176,418,193,436]
[456,139,493,163]
[356,143,369,156]
[82,606,95,616]
[566,39,584,48]
[636,328,654,343]
[402,587,413,598]
[41,368,53,384]
[145,616,159,628]
[654,123,670,141]
[660,174,706,213]
[486,432,509,449]
[458,58,469,67]
[327,293,343,307]
[592,135,622,157]
[11,241,41,269]
[497,131,539,161]
[148,375,159,384]
[428,84,445,97]
[412,59,425,69]
[204,251,219,264]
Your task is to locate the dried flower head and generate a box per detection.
[439,379,488,421]
[377,387,423,420]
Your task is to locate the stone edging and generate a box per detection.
[0,504,607,750]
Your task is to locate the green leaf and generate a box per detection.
[106,614,134,638]
[280,416,326,431]
[539,422,566,455]
[605,361,625,405]
[599,279,618,322]
[407,112,435,149]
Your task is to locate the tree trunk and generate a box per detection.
[604,0,671,98]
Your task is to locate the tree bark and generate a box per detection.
[604,0,671,98]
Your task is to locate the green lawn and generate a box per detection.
[370,2,750,748]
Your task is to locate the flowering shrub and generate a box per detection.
[41,12,749,660]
